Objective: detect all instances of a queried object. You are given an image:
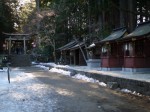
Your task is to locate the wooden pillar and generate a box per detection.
[8,36,11,55]
[107,43,110,57]
[143,39,146,57]
[116,43,119,57]
[132,40,136,56]
[23,37,26,54]
[74,50,76,65]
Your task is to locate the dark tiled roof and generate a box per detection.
[70,42,85,50]
[101,27,127,42]
[124,21,150,38]
[57,41,77,51]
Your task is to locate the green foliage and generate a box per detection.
[0,0,18,32]
[17,1,36,32]
[39,14,56,47]
[39,0,116,42]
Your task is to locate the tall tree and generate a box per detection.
[39,13,56,62]
[0,0,18,33]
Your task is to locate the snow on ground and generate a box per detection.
[48,66,144,96]
[35,65,49,70]
[49,68,71,76]
[0,68,11,90]
[39,62,70,68]
[37,62,146,96]
[72,73,107,87]
[121,89,142,96]
[0,67,57,112]
[47,66,107,87]
[36,62,107,86]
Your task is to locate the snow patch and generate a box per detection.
[121,89,142,96]
[38,63,147,96]
[121,89,132,93]
[35,65,49,70]
[39,62,70,68]
[49,68,71,76]
[72,74,97,82]
[72,74,106,87]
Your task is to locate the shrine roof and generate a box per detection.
[3,32,30,36]
[3,32,31,40]
[124,21,150,39]
[69,42,85,50]
[101,27,127,42]
[57,41,77,51]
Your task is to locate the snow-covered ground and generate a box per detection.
[0,67,57,112]
[0,63,147,112]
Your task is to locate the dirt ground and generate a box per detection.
[21,66,150,112]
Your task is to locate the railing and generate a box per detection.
[7,63,11,83]
[0,55,11,83]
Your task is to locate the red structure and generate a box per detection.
[101,27,127,70]
[122,21,150,72]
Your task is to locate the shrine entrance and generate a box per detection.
[2,33,32,67]
[10,41,24,54]
[3,33,31,55]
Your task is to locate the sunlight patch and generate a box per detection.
[11,92,28,100]
[55,88,74,96]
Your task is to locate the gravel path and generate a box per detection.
[0,66,150,112]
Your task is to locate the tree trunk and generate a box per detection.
[88,0,91,42]
[36,0,40,11]
[36,0,40,46]
[53,40,56,63]
[128,0,136,32]
[119,0,126,27]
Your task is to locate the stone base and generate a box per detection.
[122,68,150,73]
[10,54,31,67]
[101,67,122,71]
[86,59,101,68]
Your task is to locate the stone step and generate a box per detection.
[10,55,31,67]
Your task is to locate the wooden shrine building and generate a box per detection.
[57,41,77,65]
[122,21,150,72]
[101,27,127,71]
[58,40,87,66]
[69,42,86,66]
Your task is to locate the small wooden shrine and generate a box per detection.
[122,21,150,72]
[100,27,127,71]
[69,42,86,66]
[58,41,87,66]
[57,41,77,64]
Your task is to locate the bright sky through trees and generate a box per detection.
[19,0,32,5]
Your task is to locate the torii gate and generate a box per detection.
[3,33,31,55]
